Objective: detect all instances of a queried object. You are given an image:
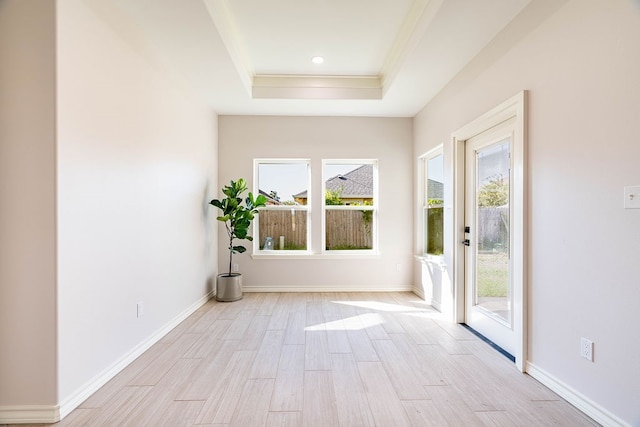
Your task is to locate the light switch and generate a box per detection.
[624,185,640,209]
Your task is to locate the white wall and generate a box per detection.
[218,116,413,291]
[0,0,58,410]
[413,0,640,424]
[55,0,218,409]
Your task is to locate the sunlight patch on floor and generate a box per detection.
[305,313,384,331]
[332,300,422,312]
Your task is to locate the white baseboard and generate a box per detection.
[412,285,426,300]
[526,362,630,427]
[56,290,214,421]
[0,405,60,424]
[243,285,413,293]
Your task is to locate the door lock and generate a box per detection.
[464,226,470,233]
[462,239,470,246]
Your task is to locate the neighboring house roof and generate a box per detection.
[259,189,282,205]
[427,179,444,200]
[294,164,373,199]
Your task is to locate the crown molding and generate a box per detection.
[380,0,443,93]
[205,0,441,99]
[203,0,254,94]
[253,75,382,100]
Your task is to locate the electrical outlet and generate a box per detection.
[137,301,144,318]
[580,337,593,361]
[232,263,239,272]
[396,263,401,272]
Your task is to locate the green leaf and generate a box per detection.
[233,246,247,253]
[235,228,248,239]
[210,199,224,209]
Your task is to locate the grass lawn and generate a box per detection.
[477,252,509,297]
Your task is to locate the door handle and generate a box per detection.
[462,239,470,246]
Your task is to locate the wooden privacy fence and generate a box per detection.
[258,210,307,250]
[326,210,372,249]
[257,209,372,250]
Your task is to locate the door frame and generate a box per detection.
[451,91,527,371]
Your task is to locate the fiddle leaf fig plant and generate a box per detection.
[210,178,267,276]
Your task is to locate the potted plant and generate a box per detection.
[210,178,266,301]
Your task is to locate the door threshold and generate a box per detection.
[462,323,515,363]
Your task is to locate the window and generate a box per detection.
[322,160,378,252]
[254,159,311,253]
[422,149,444,256]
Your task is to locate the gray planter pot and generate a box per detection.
[216,273,243,302]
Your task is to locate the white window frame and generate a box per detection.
[322,159,379,255]
[253,159,312,255]
[419,146,444,259]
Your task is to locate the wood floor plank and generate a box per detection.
[305,330,331,371]
[372,339,429,399]
[183,319,231,359]
[265,411,303,426]
[267,304,290,331]
[175,339,238,401]
[257,292,281,316]
[129,333,200,386]
[241,292,267,311]
[305,300,325,327]
[122,358,203,426]
[357,361,411,426]
[185,302,221,334]
[426,385,485,426]
[499,399,599,426]
[302,371,339,426]
[361,312,391,340]
[324,315,352,354]
[221,309,256,340]
[437,333,474,355]
[283,309,306,345]
[195,350,257,424]
[346,328,379,362]
[236,314,269,350]
[379,310,407,334]
[249,329,285,379]
[402,400,449,426]
[395,313,440,345]
[388,335,447,386]
[441,356,505,412]
[53,408,96,426]
[330,353,376,426]
[229,379,275,426]
[320,292,343,317]
[157,400,204,427]
[270,344,305,411]
[216,296,250,320]
[83,385,152,426]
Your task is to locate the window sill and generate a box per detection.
[252,252,381,260]
[414,254,446,267]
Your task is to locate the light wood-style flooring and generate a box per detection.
[12,292,597,426]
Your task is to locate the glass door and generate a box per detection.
[465,122,515,357]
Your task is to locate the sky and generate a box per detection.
[427,155,444,183]
[258,163,361,203]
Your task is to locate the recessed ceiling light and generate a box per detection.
[311,56,324,64]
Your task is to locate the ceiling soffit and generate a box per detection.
[203,0,443,100]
